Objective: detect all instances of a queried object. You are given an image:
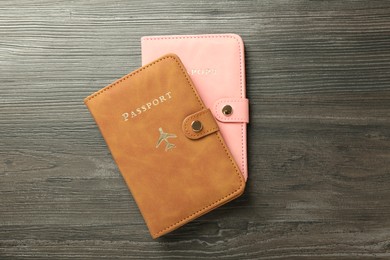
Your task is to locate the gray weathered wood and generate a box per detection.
[1,0,389,259]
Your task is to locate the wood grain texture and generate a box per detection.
[1,0,389,259]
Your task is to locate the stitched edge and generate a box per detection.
[183,109,219,139]
[214,99,249,122]
[85,54,244,238]
[185,126,219,139]
[142,34,247,176]
[84,56,198,104]
[152,55,244,238]
[153,129,244,237]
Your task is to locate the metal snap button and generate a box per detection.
[191,120,203,132]
[222,105,233,116]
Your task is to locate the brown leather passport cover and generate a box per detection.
[84,54,245,238]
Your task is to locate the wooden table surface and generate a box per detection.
[1,1,389,259]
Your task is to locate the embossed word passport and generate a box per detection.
[84,54,245,238]
[141,34,249,181]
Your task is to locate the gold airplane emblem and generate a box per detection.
[156,127,177,151]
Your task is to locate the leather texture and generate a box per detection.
[141,34,249,181]
[214,98,249,123]
[182,108,219,140]
[84,54,245,239]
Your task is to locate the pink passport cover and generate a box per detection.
[141,34,249,180]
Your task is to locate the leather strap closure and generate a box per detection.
[182,108,219,140]
[214,98,249,123]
